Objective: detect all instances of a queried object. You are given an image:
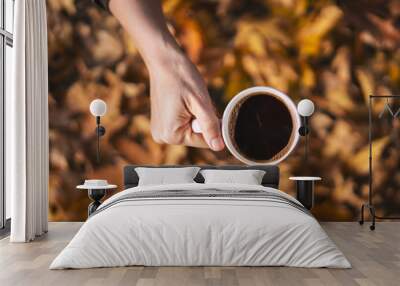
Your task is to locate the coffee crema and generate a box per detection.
[229,94,295,163]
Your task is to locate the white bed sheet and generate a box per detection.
[50,183,350,269]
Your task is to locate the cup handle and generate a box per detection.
[191,119,202,133]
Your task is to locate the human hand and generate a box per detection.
[149,51,225,151]
[109,0,224,150]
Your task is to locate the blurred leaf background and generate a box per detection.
[47,0,400,221]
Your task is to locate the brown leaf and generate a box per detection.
[93,30,124,63]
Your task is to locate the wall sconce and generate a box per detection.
[297,99,315,164]
[90,99,107,163]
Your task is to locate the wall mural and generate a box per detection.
[47,0,400,221]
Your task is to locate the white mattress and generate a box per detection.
[50,183,350,269]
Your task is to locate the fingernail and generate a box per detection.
[210,137,224,151]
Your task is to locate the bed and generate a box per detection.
[50,165,350,269]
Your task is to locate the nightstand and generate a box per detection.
[289,177,321,210]
[77,180,117,217]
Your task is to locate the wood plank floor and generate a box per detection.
[0,222,399,286]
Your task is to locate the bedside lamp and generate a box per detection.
[297,99,315,165]
[90,99,107,163]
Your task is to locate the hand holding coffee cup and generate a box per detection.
[192,87,301,165]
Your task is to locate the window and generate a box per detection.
[0,0,14,231]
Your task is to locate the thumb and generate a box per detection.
[190,98,225,151]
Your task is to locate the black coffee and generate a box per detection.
[233,94,293,161]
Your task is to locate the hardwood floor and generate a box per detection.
[0,222,399,286]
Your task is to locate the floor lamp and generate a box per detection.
[359,95,400,230]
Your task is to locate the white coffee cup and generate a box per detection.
[192,86,300,165]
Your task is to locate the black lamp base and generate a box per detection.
[88,189,106,216]
[296,180,314,210]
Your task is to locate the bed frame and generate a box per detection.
[123,165,280,189]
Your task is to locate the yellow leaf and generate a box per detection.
[389,62,400,83]
[241,55,263,83]
[224,69,252,101]
[162,0,182,14]
[347,137,389,175]
[178,18,204,62]
[297,5,343,57]
[356,68,375,105]
[234,19,291,56]
[300,62,315,88]
[165,145,187,164]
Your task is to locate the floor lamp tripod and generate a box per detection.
[359,95,400,230]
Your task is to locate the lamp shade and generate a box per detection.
[297,99,314,117]
[90,99,107,117]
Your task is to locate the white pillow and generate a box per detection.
[200,169,266,185]
[135,167,200,186]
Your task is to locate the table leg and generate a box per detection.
[296,181,314,210]
[88,189,106,216]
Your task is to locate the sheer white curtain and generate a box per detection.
[7,0,49,242]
